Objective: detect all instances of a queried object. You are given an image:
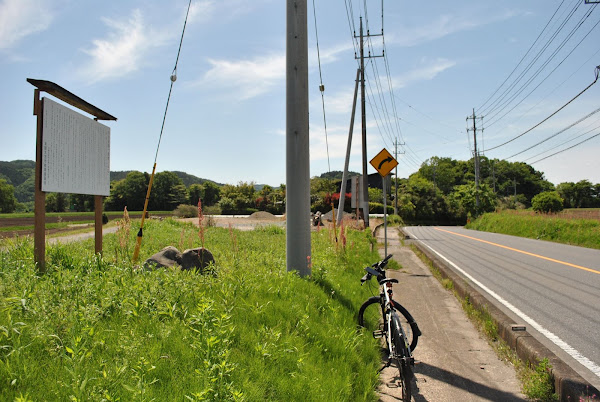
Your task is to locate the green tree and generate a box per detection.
[401,174,450,223]
[532,191,563,213]
[202,181,221,206]
[188,183,204,206]
[219,182,256,213]
[69,194,95,212]
[149,171,188,211]
[418,156,463,194]
[448,182,496,220]
[105,171,149,211]
[45,192,67,212]
[0,178,17,213]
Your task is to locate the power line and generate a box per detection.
[486,42,600,138]
[524,122,600,161]
[485,4,599,127]
[477,0,567,112]
[506,106,600,159]
[481,1,582,117]
[484,65,600,152]
[530,132,600,164]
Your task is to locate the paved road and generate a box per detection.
[403,226,600,390]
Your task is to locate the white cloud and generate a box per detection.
[0,0,54,49]
[391,9,519,48]
[394,58,457,88]
[188,1,217,25]
[198,53,285,100]
[78,9,170,84]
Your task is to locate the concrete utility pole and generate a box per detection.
[354,17,384,228]
[359,18,369,228]
[466,108,483,211]
[393,138,404,216]
[286,0,311,277]
[337,69,361,227]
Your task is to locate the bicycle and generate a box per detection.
[357,254,421,401]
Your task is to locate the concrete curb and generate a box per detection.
[401,228,599,401]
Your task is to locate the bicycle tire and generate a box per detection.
[391,312,413,402]
[357,296,420,352]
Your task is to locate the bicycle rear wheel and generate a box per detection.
[358,296,420,352]
[391,312,413,402]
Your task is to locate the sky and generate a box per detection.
[1,0,599,187]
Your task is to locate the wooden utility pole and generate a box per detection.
[286,0,311,276]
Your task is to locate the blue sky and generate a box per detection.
[1,0,599,187]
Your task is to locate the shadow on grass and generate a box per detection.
[313,277,357,314]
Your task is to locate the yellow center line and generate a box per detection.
[433,227,600,275]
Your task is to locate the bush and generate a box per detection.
[532,192,564,213]
[203,205,222,215]
[173,204,198,218]
[386,214,404,226]
[369,202,394,214]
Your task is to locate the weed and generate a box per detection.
[522,358,558,401]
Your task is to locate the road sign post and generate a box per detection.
[370,148,398,256]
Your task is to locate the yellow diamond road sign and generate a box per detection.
[370,148,398,177]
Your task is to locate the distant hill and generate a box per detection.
[111,170,221,187]
[0,161,222,204]
[319,170,361,180]
[0,160,36,203]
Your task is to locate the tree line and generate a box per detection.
[1,160,599,221]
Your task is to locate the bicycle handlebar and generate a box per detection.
[360,254,393,284]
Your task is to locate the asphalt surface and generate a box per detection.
[373,226,525,401]
[403,225,600,394]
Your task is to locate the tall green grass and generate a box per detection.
[0,218,381,401]
[467,210,600,249]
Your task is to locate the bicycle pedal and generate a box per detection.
[372,330,384,339]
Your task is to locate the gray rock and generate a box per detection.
[181,247,215,273]
[144,246,182,269]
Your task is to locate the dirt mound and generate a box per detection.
[248,211,278,220]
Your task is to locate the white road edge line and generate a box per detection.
[409,230,600,379]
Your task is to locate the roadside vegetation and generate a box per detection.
[0,217,383,401]
[466,209,600,250]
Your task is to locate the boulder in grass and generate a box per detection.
[144,246,182,269]
[181,247,215,273]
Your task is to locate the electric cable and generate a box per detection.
[482,1,581,116]
[477,0,567,112]
[485,5,598,127]
[524,122,600,161]
[133,0,192,262]
[483,65,599,153]
[506,106,600,159]
[311,0,331,172]
[487,43,600,138]
[529,132,600,164]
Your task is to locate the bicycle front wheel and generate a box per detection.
[391,312,413,402]
[358,297,420,352]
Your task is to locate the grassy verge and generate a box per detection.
[0,218,382,401]
[410,244,558,401]
[466,210,600,250]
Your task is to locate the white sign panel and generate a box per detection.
[42,97,110,196]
